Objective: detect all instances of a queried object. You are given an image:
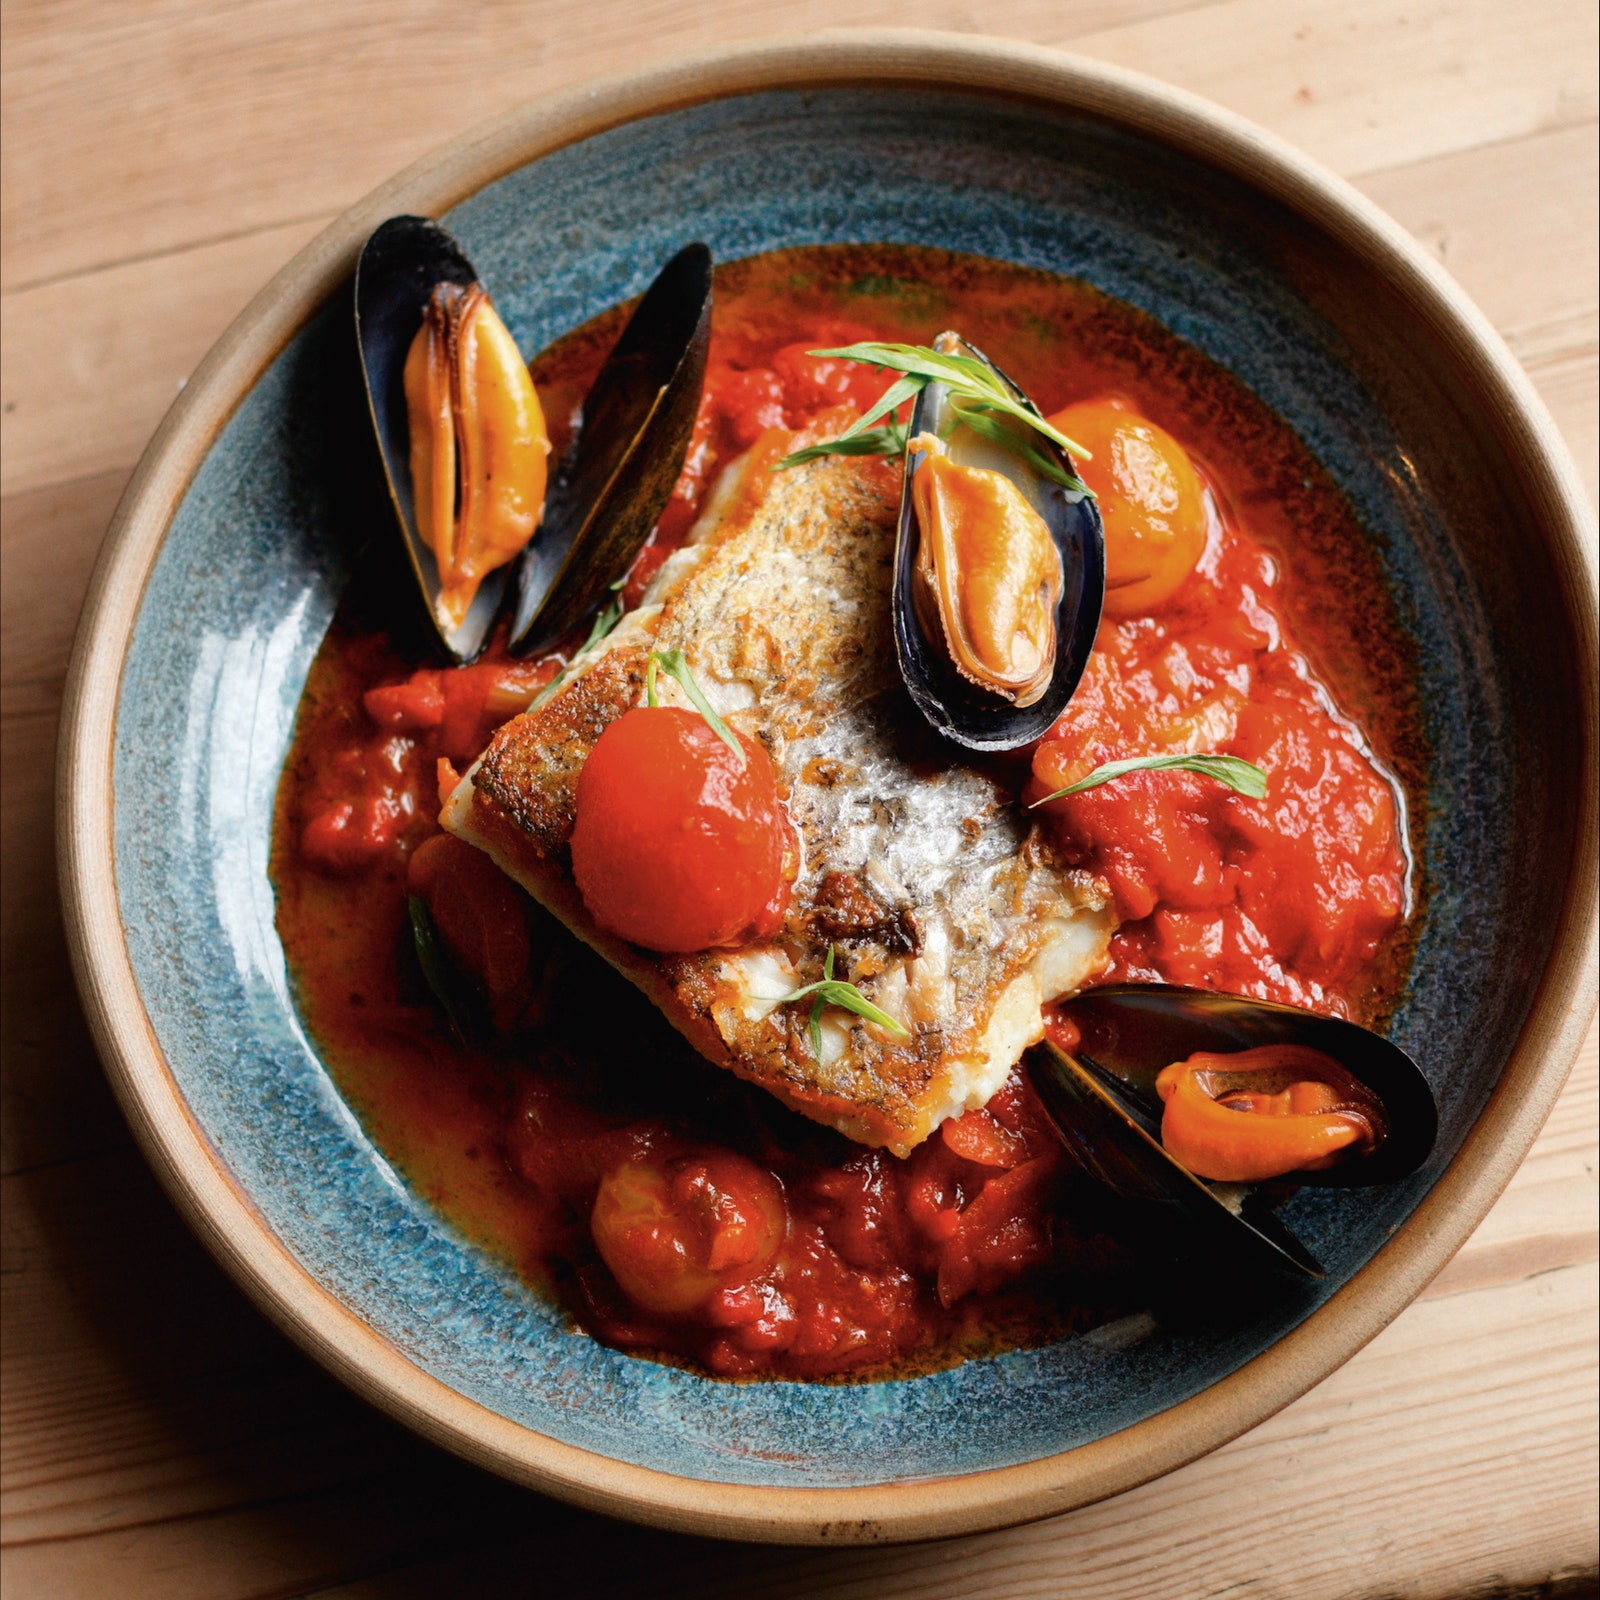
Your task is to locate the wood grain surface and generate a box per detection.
[2,4,1596,1597]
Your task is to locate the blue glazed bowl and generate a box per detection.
[58,34,1597,1542]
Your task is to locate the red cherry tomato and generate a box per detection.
[570,706,789,952]
[591,1150,787,1315]
[1049,398,1208,617]
[940,1106,1028,1169]
[770,341,895,417]
[708,364,788,449]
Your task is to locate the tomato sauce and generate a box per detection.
[271,246,1423,1380]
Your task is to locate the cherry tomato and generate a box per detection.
[1040,1003,1082,1057]
[1049,398,1207,617]
[591,1150,787,1315]
[570,707,789,952]
[940,1106,1028,1169]
[770,341,895,417]
[708,364,787,449]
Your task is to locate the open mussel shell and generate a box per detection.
[893,335,1105,752]
[354,214,501,663]
[509,242,712,655]
[1030,985,1438,1279]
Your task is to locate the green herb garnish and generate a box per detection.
[645,648,745,767]
[775,418,908,467]
[1029,753,1269,807]
[944,404,1082,490]
[768,944,912,1057]
[808,944,835,1061]
[528,580,627,713]
[409,894,472,1042]
[773,341,1092,493]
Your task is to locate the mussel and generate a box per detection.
[509,241,712,655]
[893,333,1105,751]
[356,218,712,662]
[356,216,540,661]
[1030,985,1437,1278]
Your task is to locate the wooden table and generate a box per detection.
[3,4,1595,1595]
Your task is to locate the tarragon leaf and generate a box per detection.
[808,944,836,1062]
[807,342,1093,462]
[645,648,746,767]
[775,419,907,469]
[946,403,1090,494]
[841,372,925,437]
[1029,753,1269,806]
[768,947,912,1054]
[527,582,626,712]
[773,341,1096,495]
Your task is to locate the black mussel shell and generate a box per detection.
[1030,985,1438,1278]
[893,335,1105,752]
[354,214,500,663]
[509,242,712,655]
[1031,1037,1325,1277]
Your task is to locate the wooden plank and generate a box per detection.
[1438,1023,1599,1263]
[0,220,326,496]
[5,0,1596,294]
[0,470,137,1179]
[0,0,1189,293]
[4,1255,1591,1597]
[1,469,129,716]
[1521,343,1599,510]
[1074,0,1599,180]
[1359,122,1600,508]
[1359,122,1599,375]
[0,1149,454,1547]
[304,1264,1600,1599]
[4,117,1595,502]
[0,479,130,1180]
[2,5,1595,1593]
[0,1466,545,1600]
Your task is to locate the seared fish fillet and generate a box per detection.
[443,432,1114,1154]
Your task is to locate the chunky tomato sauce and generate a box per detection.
[271,246,1422,1380]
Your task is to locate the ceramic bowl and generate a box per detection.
[58,32,1597,1543]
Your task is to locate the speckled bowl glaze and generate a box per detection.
[59,33,1597,1543]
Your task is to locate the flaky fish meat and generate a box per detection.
[442,428,1114,1154]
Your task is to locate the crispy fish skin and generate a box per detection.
[448,431,1114,1154]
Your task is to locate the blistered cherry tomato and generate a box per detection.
[1049,399,1207,617]
[570,707,789,952]
[591,1151,787,1315]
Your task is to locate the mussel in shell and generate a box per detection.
[356,216,543,661]
[893,332,1105,751]
[1030,984,1437,1278]
[356,218,712,663]
[405,279,550,636]
[909,431,1063,706]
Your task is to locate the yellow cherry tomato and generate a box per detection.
[1049,398,1208,618]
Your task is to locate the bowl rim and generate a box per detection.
[56,28,1599,1545]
